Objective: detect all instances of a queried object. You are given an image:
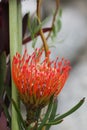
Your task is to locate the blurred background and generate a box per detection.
[22,0,87,130]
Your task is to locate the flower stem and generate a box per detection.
[9,0,22,130]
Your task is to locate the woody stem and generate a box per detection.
[37,0,49,58]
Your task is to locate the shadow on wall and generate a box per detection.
[41,1,87,130]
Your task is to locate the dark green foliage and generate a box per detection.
[0,52,6,96]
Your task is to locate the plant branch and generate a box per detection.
[23,27,52,44]
[37,0,49,57]
[46,0,60,40]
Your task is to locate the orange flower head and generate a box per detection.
[12,49,71,109]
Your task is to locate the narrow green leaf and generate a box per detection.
[38,96,54,130]
[34,16,49,34]
[45,98,58,130]
[49,98,58,120]
[28,14,50,48]
[28,14,32,33]
[12,99,26,129]
[54,98,85,122]
[51,8,62,41]
[44,98,85,126]
[32,39,37,48]
[28,14,49,39]
[45,119,63,125]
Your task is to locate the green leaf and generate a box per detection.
[57,18,62,32]
[44,98,85,127]
[51,8,62,41]
[45,119,63,125]
[38,96,54,130]
[32,39,37,48]
[53,25,56,36]
[53,98,85,123]
[58,8,62,17]
[34,16,49,35]
[0,52,6,96]
[12,99,26,129]
[45,98,58,130]
[28,14,49,48]
[49,99,58,120]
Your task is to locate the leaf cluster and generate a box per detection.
[6,96,85,130]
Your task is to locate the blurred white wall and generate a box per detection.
[22,1,87,130]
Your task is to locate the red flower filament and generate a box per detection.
[12,49,71,108]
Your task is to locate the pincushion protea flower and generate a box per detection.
[12,49,71,110]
